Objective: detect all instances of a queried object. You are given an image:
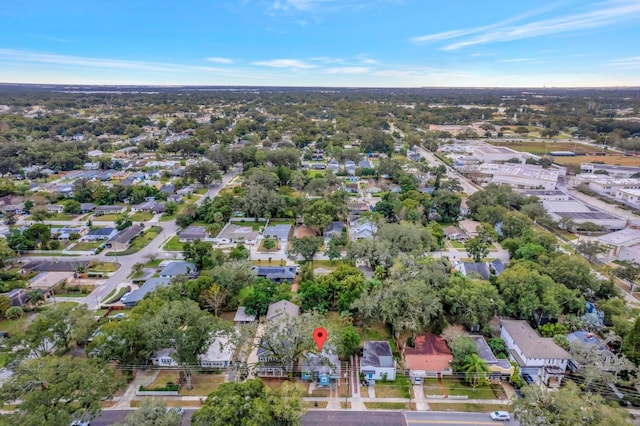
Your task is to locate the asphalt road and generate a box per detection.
[405,411,519,425]
[94,409,406,426]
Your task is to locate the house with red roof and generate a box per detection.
[404,334,453,383]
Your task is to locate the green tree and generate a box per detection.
[6,306,23,320]
[192,379,305,426]
[114,399,182,426]
[0,238,15,267]
[324,240,341,262]
[184,161,221,185]
[513,381,629,426]
[0,356,119,426]
[228,244,250,261]
[464,236,490,262]
[289,236,323,263]
[263,238,276,250]
[431,189,461,222]
[30,208,51,223]
[63,199,82,214]
[461,353,490,389]
[500,211,532,239]
[337,323,361,359]
[443,277,503,329]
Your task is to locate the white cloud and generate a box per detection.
[311,56,345,64]
[608,56,640,68]
[206,57,233,64]
[270,0,365,13]
[410,1,640,51]
[252,58,316,69]
[326,67,369,74]
[498,58,537,63]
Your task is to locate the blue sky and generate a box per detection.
[1,0,639,87]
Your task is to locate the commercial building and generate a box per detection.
[580,163,640,178]
[473,163,558,190]
[542,197,626,231]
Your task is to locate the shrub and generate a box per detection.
[263,238,276,250]
[6,306,24,320]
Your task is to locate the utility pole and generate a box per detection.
[344,362,349,406]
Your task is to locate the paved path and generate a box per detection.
[113,369,159,410]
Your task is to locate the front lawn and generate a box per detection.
[0,316,30,336]
[449,241,465,249]
[92,214,121,221]
[88,261,120,273]
[375,376,411,398]
[104,288,127,304]
[441,378,498,399]
[363,402,408,410]
[427,403,510,413]
[129,211,154,222]
[146,370,226,396]
[163,235,184,251]
[70,241,103,251]
[106,226,162,256]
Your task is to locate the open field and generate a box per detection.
[553,155,640,167]
[487,140,595,155]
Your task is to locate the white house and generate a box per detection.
[150,336,235,369]
[360,341,396,382]
[349,221,377,240]
[500,319,570,387]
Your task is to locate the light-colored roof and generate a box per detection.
[234,307,256,323]
[199,335,235,362]
[598,228,640,247]
[266,300,299,320]
[501,319,570,360]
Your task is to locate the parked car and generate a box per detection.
[70,420,90,426]
[522,373,534,385]
[490,411,511,421]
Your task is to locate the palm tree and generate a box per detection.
[462,354,490,390]
[25,289,44,308]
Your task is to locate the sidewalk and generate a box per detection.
[112,369,159,410]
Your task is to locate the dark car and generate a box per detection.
[522,373,534,385]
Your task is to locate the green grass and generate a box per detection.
[106,226,162,256]
[195,187,208,195]
[163,235,184,251]
[46,213,75,221]
[160,214,176,222]
[129,211,154,222]
[442,378,497,399]
[449,241,465,248]
[427,403,510,413]
[88,261,120,272]
[0,316,30,336]
[375,376,411,398]
[70,241,103,251]
[145,258,163,267]
[363,402,409,410]
[92,214,121,221]
[268,219,295,225]
[104,288,127,304]
[0,352,9,368]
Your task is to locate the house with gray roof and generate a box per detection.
[252,266,296,283]
[360,341,396,382]
[263,224,292,242]
[84,227,117,241]
[105,224,144,251]
[178,225,210,242]
[301,346,341,383]
[455,262,491,280]
[123,277,171,307]
[159,261,196,278]
[266,300,299,321]
[470,335,514,379]
[500,319,570,387]
[234,307,256,325]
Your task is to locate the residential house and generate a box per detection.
[443,226,464,241]
[345,160,356,175]
[266,300,299,321]
[123,277,171,307]
[455,262,491,280]
[349,221,377,240]
[358,159,372,169]
[131,200,156,213]
[324,221,346,240]
[47,204,65,214]
[87,149,104,158]
[168,194,183,203]
[105,224,144,251]
[301,347,341,385]
[28,271,72,300]
[234,307,256,325]
[94,205,126,216]
[404,334,453,381]
[567,331,616,372]
[0,288,28,307]
[159,261,196,278]
[257,300,300,377]
[53,226,88,241]
[360,341,396,382]
[344,182,359,194]
[328,159,340,173]
[489,259,505,276]
[500,319,571,387]
[84,227,117,241]
[80,203,96,214]
[215,224,259,245]
[198,335,236,368]
[150,348,179,367]
[252,266,297,283]
[178,225,210,243]
[470,335,514,379]
[263,224,292,242]
[459,219,481,238]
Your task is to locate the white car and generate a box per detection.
[166,407,185,416]
[490,411,510,421]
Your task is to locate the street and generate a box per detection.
[405,411,519,425]
[303,411,406,426]
[92,409,196,425]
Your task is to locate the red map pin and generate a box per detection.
[313,327,328,352]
